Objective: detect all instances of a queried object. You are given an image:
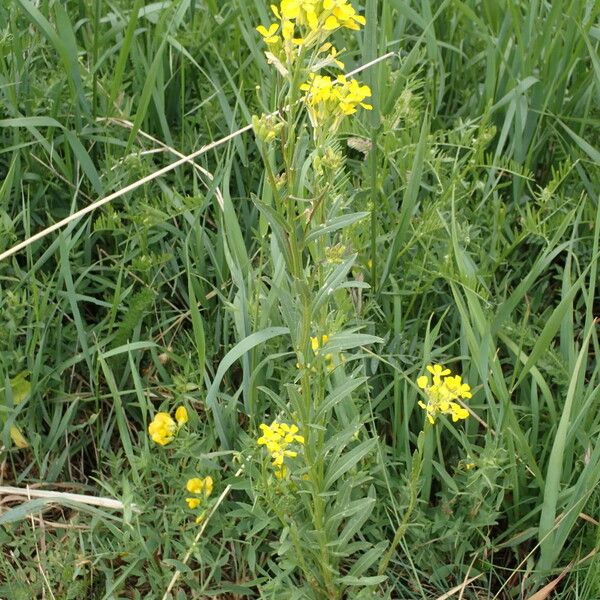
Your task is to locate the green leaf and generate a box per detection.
[305,212,370,243]
[317,376,368,419]
[324,438,376,490]
[205,327,290,448]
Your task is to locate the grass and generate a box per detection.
[0,0,599,598]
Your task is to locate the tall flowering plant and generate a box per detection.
[145,3,478,596]
[252,1,375,596]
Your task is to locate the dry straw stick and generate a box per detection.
[0,52,394,264]
[0,485,137,511]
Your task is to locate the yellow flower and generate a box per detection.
[148,406,189,445]
[444,375,473,399]
[322,0,366,31]
[175,406,188,425]
[185,476,214,518]
[417,375,429,389]
[257,23,280,45]
[148,412,177,446]
[260,0,365,74]
[279,0,301,19]
[258,421,304,478]
[186,476,214,498]
[416,364,472,424]
[336,76,373,114]
[273,0,320,27]
[186,497,201,509]
[450,402,469,422]
[427,364,451,377]
[302,74,335,103]
[301,72,372,129]
[186,478,203,494]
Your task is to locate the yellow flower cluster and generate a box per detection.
[148,406,188,446]
[257,0,366,50]
[257,421,305,479]
[255,0,372,132]
[417,364,472,424]
[300,73,372,128]
[185,476,214,523]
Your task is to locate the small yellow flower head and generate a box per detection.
[148,405,189,445]
[186,476,214,498]
[427,364,451,377]
[337,77,373,115]
[417,364,472,425]
[444,375,473,399]
[260,0,365,68]
[322,0,366,31]
[148,412,177,446]
[300,73,372,131]
[175,406,188,426]
[185,476,214,519]
[257,421,304,478]
[186,497,201,509]
[271,0,365,32]
[256,23,280,45]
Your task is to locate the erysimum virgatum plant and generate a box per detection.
[243,3,382,596]
[146,2,478,598]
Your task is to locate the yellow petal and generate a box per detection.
[186,478,203,494]
[175,406,188,425]
[186,497,201,509]
[323,15,339,30]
